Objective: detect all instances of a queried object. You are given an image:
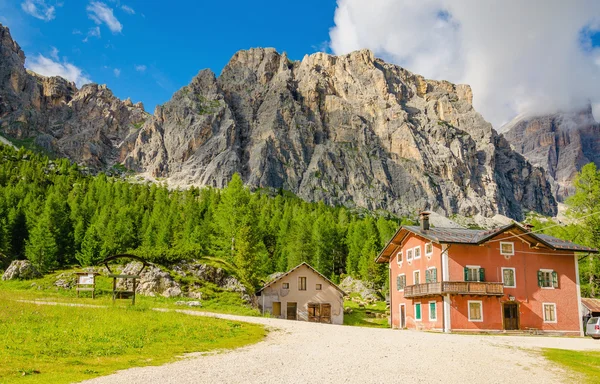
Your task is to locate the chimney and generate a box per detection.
[420,211,430,231]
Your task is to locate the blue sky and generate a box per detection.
[0,0,338,113]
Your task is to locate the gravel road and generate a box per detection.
[83,310,600,384]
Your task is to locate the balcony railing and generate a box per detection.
[403,281,504,298]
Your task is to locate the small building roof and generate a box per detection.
[582,298,600,314]
[376,222,598,263]
[257,262,346,296]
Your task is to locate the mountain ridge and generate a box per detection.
[0,23,556,220]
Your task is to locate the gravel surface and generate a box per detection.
[83,310,600,384]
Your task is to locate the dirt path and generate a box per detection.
[81,310,600,384]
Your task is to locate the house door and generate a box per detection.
[321,304,331,324]
[308,303,320,322]
[399,304,406,329]
[503,302,519,330]
[272,302,281,317]
[286,302,297,320]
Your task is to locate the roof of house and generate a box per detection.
[582,298,600,313]
[376,222,598,263]
[257,262,346,296]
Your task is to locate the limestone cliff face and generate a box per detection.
[502,107,600,201]
[0,23,556,219]
[122,48,555,219]
[0,24,148,166]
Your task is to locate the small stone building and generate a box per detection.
[257,263,346,325]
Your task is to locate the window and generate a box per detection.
[425,267,437,283]
[538,270,558,289]
[468,301,483,322]
[502,268,516,288]
[543,303,557,323]
[298,277,307,291]
[396,274,406,291]
[406,249,413,263]
[500,242,514,256]
[415,303,422,321]
[429,301,437,321]
[282,282,289,289]
[414,270,420,285]
[414,246,421,259]
[396,251,403,265]
[425,242,433,258]
[464,266,484,282]
[316,284,322,290]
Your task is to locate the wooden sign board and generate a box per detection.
[78,274,96,285]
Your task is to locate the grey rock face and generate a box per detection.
[339,276,379,302]
[502,106,600,201]
[0,23,149,167]
[123,48,556,220]
[0,22,556,220]
[2,260,41,280]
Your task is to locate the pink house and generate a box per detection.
[376,213,597,335]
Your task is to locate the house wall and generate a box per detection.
[447,232,580,334]
[259,265,344,325]
[390,233,444,331]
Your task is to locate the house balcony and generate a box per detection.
[403,281,504,299]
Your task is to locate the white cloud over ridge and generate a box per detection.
[26,54,92,88]
[21,0,55,21]
[329,0,600,127]
[87,1,122,33]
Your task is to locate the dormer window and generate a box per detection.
[425,242,433,258]
[406,249,413,263]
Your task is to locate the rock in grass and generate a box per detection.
[118,262,182,298]
[175,301,202,307]
[2,260,41,281]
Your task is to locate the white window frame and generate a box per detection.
[414,303,422,322]
[425,242,433,258]
[413,245,421,260]
[426,266,438,283]
[501,267,516,288]
[406,248,413,264]
[540,268,554,290]
[413,270,420,285]
[396,251,403,266]
[467,300,483,322]
[397,273,406,292]
[500,241,514,256]
[428,300,437,321]
[465,265,481,282]
[542,302,557,323]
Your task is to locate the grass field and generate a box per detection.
[0,269,260,316]
[542,348,600,383]
[0,293,265,384]
[343,295,389,328]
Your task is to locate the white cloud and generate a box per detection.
[121,5,135,14]
[329,0,600,127]
[26,54,92,87]
[21,0,55,21]
[82,26,101,42]
[134,64,146,72]
[113,68,120,77]
[49,46,59,60]
[72,29,82,35]
[87,1,122,33]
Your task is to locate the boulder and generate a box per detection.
[118,262,182,298]
[339,276,381,302]
[2,260,41,280]
[175,300,202,307]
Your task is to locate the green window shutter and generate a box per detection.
[431,268,437,282]
[415,304,421,319]
[479,267,485,282]
[425,269,430,283]
[464,267,469,281]
[537,270,543,287]
[402,275,406,288]
[396,275,401,291]
[552,271,558,288]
